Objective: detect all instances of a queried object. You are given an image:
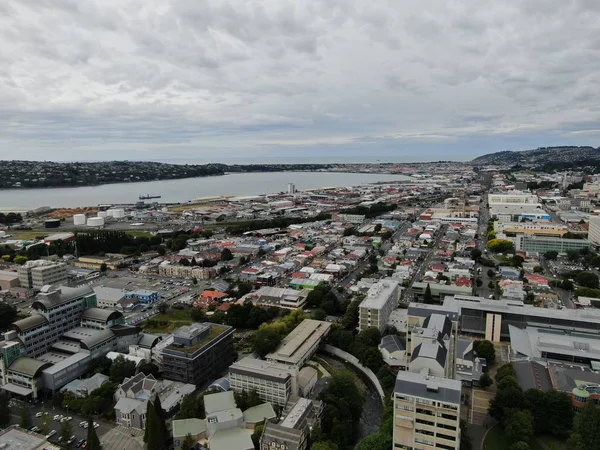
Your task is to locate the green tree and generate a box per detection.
[60,420,73,443]
[479,372,493,389]
[473,340,496,365]
[251,423,264,450]
[192,277,198,285]
[247,389,262,409]
[311,443,339,450]
[544,250,558,260]
[311,309,327,321]
[495,364,516,383]
[356,346,384,372]
[471,248,482,260]
[489,385,525,422]
[505,410,534,445]
[252,328,282,357]
[0,303,18,331]
[100,263,108,272]
[20,406,32,429]
[487,269,496,278]
[356,328,381,347]
[0,394,9,428]
[181,433,196,450]
[86,418,101,450]
[567,401,600,450]
[157,302,169,314]
[13,255,28,265]
[510,442,530,450]
[221,248,234,261]
[423,283,434,304]
[356,432,392,449]
[341,299,361,329]
[137,360,160,377]
[109,354,136,382]
[328,329,354,352]
[488,239,514,253]
[533,266,544,273]
[576,271,599,289]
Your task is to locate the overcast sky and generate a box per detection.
[1,0,600,162]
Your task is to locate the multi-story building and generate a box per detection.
[589,215,600,246]
[228,357,296,406]
[358,279,400,331]
[392,371,461,450]
[161,323,235,387]
[158,264,216,280]
[266,319,332,368]
[519,236,591,254]
[17,261,68,291]
[0,285,152,400]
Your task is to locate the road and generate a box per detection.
[401,224,448,303]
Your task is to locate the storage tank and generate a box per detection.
[44,219,61,229]
[97,211,108,218]
[87,217,105,227]
[106,209,116,217]
[73,214,86,226]
[112,208,125,218]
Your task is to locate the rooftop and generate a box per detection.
[172,418,207,438]
[204,390,237,415]
[360,279,399,309]
[209,427,253,450]
[266,319,332,366]
[167,324,228,354]
[229,357,293,382]
[394,370,461,405]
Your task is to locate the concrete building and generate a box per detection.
[518,236,591,254]
[0,426,61,450]
[0,270,20,291]
[229,357,296,406]
[411,282,472,303]
[266,319,332,368]
[161,323,235,387]
[17,260,67,290]
[392,371,461,450]
[589,215,600,246]
[93,286,126,309]
[358,279,400,331]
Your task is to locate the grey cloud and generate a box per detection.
[0,0,600,160]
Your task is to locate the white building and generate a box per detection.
[17,260,68,290]
[589,215,600,246]
[358,279,400,331]
[392,371,461,450]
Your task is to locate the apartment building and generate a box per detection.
[358,279,400,331]
[228,357,295,406]
[158,264,216,280]
[393,371,461,450]
[161,323,235,386]
[18,260,68,291]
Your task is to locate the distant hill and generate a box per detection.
[472,146,600,167]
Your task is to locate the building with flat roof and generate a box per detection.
[0,426,61,450]
[519,235,591,254]
[17,260,67,291]
[229,357,296,406]
[589,215,600,246]
[0,270,20,291]
[393,370,461,450]
[358,279,400,331]
[266,319,332,367]
[93,286,126,309]
[411,282,472,303]
[161,323,235,387]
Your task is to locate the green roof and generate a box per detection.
[209,427,253,450]
[242,403,276,424]
[172,418,207,438]
[8,357,52,377]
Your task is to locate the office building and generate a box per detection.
[266,319,332,368]
[161,323,235,387]
[358,279,400,331]
[518,236,591,254]
[392,371,461,450]
[18,260,67,291]
[0,285,153,400]
[229,357,296,406]
[589,216,600,246]
[0,270,20,291]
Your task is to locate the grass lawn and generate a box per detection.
[142,309,194,333]
[483,425,512,450]
[532,435,567,450]
[126,230,155,238]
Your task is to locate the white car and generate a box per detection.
[65,416,72,421]
[53,415,61,421]
[93,422,100,429]
[46,430,56,438]
[35,412,44,418]
[79,421,87,428]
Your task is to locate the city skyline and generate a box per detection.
[1,0,600,161]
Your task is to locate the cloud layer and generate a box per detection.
[1,0,600,161]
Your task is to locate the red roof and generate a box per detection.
[455,277,472,287]
[217,303,231,312]
[200,290,228,300]
[292,272,307,278]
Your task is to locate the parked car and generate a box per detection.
[93,422,99,429]
[46,430,56,438]
[35,412,43,418]
[79,421,87,428]
[53,415,61,421]
[67,435,76,444]
[76,439,85,448]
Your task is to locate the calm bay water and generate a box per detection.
[1,172,412,208]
